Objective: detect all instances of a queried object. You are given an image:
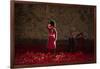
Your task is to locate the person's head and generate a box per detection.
[48,19,56,29]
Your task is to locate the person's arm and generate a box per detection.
[54,28,57,40]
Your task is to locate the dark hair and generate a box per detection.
[49,19,56,27]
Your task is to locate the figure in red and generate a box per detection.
[47,19,57,53]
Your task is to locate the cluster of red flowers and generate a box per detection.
[15,51,95,65]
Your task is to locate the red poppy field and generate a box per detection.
[15,50,95,66]
[14,38,96,67]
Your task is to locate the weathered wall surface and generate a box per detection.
[15,2,95,41]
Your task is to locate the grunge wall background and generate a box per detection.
[15,2,95,41]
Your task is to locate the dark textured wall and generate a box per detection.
[15,2,95,41]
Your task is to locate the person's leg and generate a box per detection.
[52,49,56,55]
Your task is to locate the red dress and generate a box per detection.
[47,27,57,49]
